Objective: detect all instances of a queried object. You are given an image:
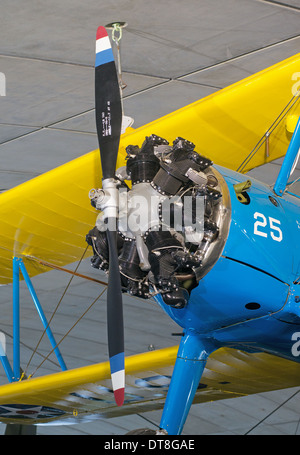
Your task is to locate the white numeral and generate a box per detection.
[254,212,267,238]
[253,212,283,242]
[269,217,283,242]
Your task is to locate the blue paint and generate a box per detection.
[159,333,216,435]
[2,258,68,382]
[95,48,114,67]
[13,257,20,381]
[0,356,13,383]
[18,260,67,372]
[154,121,300,434]
[274,116,300,196]
[109,352,124,374]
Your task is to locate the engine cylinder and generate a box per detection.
[86,135,231,309]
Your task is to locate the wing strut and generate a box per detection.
[273,116,300,196]
[11,257,67,382]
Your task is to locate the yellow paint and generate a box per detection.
[286,114,299,133]
[0,346,299,425]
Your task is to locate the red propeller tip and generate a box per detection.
[96,26,108,40]
[114,388,125,407]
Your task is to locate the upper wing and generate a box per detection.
[0,53,299,284]
[131,52,300,173]
[0,346,299,425]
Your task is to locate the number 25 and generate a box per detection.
[254,212,283,242]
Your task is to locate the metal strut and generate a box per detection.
[0,258,67,382]
[159,331,216,435]
[274,116,300,196]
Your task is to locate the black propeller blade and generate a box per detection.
[95,26,124,406]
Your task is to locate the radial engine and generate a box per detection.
[86,135,231,308]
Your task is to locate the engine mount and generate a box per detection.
[86,135,231,309]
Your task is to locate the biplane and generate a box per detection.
[0,26,300,435]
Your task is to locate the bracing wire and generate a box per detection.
[244,387,300,434]
[28,286,107,378]
[237,92,300,173]
[23,245,89,377]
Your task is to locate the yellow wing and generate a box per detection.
[0,346,299,425]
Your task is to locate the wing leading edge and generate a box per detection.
[0,346,299,425]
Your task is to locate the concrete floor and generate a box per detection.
[0,0,300,435]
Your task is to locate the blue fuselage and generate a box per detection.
[157,166,300,363]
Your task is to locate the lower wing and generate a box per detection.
[0,346,299,425]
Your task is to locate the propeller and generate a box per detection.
[95,26,124,406]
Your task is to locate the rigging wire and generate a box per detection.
[0,328,60,370]
[22,245,89,377]
[294,415,300,435]
[28,285,107,378]
[125,26,202,55]
[25,254,108,286]
[137,413,161,430]
[236,92,300,173]
[244,387,300,434]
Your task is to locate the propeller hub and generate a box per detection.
[98,178,119,222]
